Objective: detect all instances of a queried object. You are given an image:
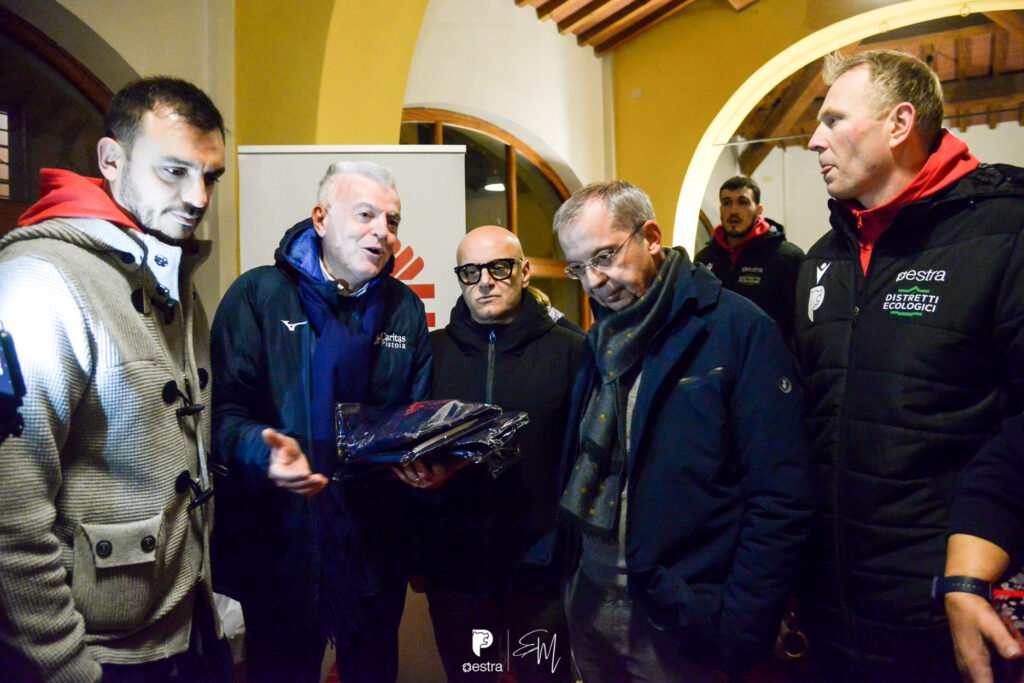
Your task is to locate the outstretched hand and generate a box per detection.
[264,428,328,497]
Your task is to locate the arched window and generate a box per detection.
[0,6,111,235]
[401,108,589,328]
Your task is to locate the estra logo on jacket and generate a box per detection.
[883,269,947,317]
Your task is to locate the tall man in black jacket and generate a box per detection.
[694,175,803,344]
[795,49,1024,682]
[412,225,585,682]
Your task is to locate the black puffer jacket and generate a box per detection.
[951,412,1024,568]
[423,293,585,594]
[694,219,804,343]
[794,164,1024,665]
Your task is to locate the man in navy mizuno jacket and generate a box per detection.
[210,161,431,683]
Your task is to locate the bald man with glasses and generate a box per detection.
[416,225,585,682]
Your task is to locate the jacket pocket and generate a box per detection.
[644,567,723,662]
[662,367,730,474]
[72,511,166,630]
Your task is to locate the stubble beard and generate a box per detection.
[115,172,198,245]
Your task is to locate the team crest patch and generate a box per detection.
[808,262,830,322]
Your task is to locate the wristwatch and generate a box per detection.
[931,575,993,604]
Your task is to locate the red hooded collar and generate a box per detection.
[842,130,979,274]
[712,216,771,265]
[17,169,141,232]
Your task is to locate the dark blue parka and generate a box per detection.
[562,250,812,673]
[209,220,431,603]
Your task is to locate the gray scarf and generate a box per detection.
[560,248,685,537]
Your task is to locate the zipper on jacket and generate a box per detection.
[834,233,876,642]
[486,330,496,404]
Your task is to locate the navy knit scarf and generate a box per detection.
[559,248,683,537]
[292,227,391,647]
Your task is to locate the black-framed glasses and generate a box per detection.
[454,258,522,285]
[564,221,646,280]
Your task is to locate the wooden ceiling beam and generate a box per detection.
[983,11,1024,42]
[557,0,615,34]
[594,0,697,55]
[734,79,792,138]
[956,106,969,132]
[956,37,971,81]
[944,107,1024,129]
[992,27,1007,77]
[860,24,991,52]
[787,70,1024,130]
[536,0,569,21]
[577,0,653,46]
[739,61,823,175]
[944,70,1024,104]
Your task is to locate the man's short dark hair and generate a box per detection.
[104,77,225,152]
[720,175,760,204]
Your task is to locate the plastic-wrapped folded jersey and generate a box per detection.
[334,399,528,479]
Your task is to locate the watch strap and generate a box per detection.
[931,575,993,604]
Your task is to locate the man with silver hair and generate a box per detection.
[553,180,811,680]
[796,49,1024,681]
[210,160,431,682]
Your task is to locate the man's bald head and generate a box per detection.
[455,225,530,325]
[457,225,524,265]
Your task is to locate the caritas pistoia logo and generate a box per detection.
[392,239,436,327]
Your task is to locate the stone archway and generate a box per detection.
[673,0,1024,252]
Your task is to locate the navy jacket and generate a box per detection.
[563,250,812,673]
[209,220,431,601]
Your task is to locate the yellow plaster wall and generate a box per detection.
[235,0,430,146]
[316,0,430,143]
[612,0,822,243]
[235,0,335,144]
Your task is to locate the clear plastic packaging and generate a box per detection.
[334,399,528,479]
